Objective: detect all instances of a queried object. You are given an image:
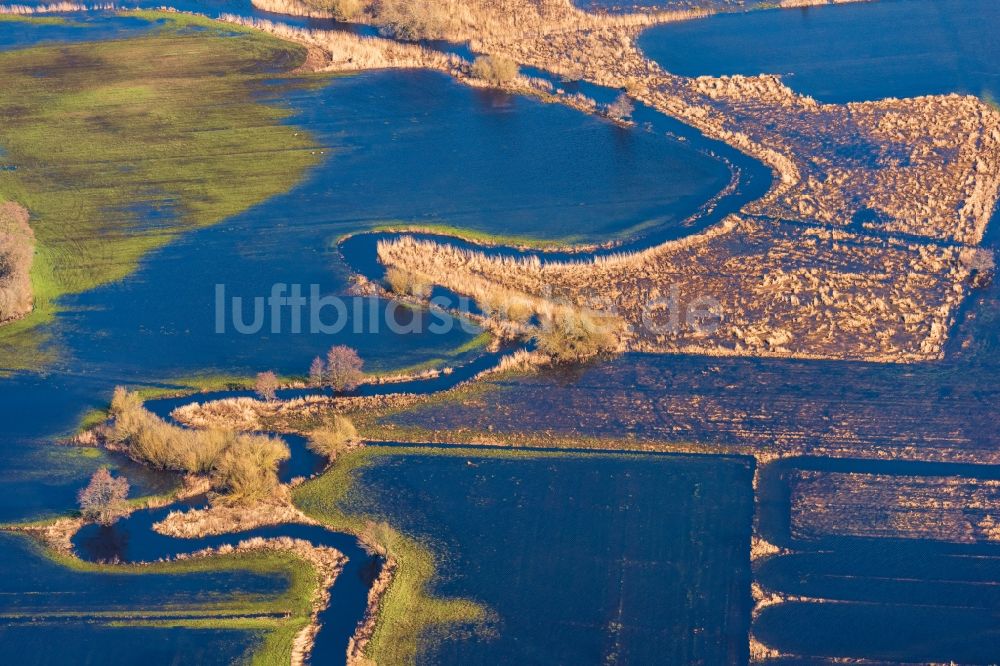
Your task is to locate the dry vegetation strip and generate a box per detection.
[106,388,290,506]
[0,201,33,324]
[790,470,1000,544]
[376,219,987,362]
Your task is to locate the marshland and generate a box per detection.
[1,0,1000,664]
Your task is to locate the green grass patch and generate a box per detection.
[293,446,489,665]
[0,14,75,26]
[22,534,320,663]
[0,13,321,371]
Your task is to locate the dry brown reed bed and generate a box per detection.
[250,0,337,19]
[154,494,319,538]
[218,14,464,73]
[377,217,986,362]
[0,202,35,325]
[238,0,1000,362]
[0,2,114,13]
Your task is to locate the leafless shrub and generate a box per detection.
[606,93,634,122]
[78,467,130,526]
[325,345,365,391]
[309,356,326,388]
[959,247,996,272]
[307,414,360,460]
[471,55,518,86]
[255,371,279,402]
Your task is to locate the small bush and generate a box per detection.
[108,388,289,505]
[606,93,634,121]
[313,0,364,20]
[478,289,534,324]
[210,434,289,506]
[326,345,365,391]
[307,415,360,460]
[532,308,619,362]
[255,370,279,401]
[471,55,518,86]
[78,467,130,526]
[385,267,432,299]
[372,0,452,40]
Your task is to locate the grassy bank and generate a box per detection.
[14,534,321,665]
[0,12,320,371]
[293,446,489,664]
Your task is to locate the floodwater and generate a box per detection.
[344,448,755,664]
[638,0,1000,103]
[5,2,998,662]
[0,12,741,665]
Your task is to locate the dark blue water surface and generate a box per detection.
[639,0,1000,103]
[344,449,755,664]
[0,13,162,48]
[0,531,276,663]
[71,501,380,665]
[0,624,258,665]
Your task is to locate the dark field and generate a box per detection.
[342,449,755,664]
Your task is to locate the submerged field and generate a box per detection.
[2,1,1000,664]
[303,446,754,664]
[638,0,1000,103]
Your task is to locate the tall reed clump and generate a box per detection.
[369,0,469,40]
[251,0,363,21]
[470,55,519,86]
[0,202,35,323]
[385,266,432,298]
[533,305,621,362]
[307,414,360,461]
[108,387,289,505]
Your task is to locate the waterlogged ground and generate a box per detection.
[343,449,754,664]
[639,0,1000,103]
[3,3,1000,664]
[0,532,272,663]
[0,11,742,664]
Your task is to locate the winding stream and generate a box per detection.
[0,8,760,662]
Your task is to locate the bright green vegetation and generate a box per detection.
[293,446,489,665]
[0,14,74,26]
[0,12,320,371]
[36,538,320,665]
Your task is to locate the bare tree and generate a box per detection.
[606,93,634,122]
[309,356,326,388]
[325,345,364,392]
[255,371,279,402]
[78,468,130,526]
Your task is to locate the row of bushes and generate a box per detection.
[108,388,289,505]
